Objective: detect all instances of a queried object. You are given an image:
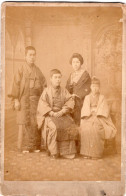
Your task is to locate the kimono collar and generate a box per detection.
[91,92,100,98]
[51,84,61,90]
[72,68,85,76]
[71,68,86,84]
[24,62,37,79]
[25,62,35,74]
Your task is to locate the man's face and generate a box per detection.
[25,50,36,65]
[72,57,81,72]
[91,84,100,95]
[50,74,62,87]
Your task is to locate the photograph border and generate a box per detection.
[1,2,126,195]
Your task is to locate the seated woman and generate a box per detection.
[37,69,78,159]
[80,77,117,159]
[66,53,91,126]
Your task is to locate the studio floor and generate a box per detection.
[4,110,121,181]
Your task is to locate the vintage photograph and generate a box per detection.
[2,2,124,186]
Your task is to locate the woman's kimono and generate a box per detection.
[37,86,78,156]
[66,70,91,125]
[80,94,117,158]
[8,63,46,151]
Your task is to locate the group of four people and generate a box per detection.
[8,46,117,160]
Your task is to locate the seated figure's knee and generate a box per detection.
[47,119,57,137]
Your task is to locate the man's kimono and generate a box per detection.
[8,63,46,151]
[37,86,78,156]
[80,94,117,158]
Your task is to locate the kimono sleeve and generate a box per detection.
[81,95,91,118]
[66,74,73,94]
[62,88,75,111]
[37,67,47,92]
[77,72,91,100]
[37,88,52,129]
[97,96,110,118]
[8,65,23,99]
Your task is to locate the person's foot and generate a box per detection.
[22,150,29,154]
[50,154,59,159]
[81,155,90,159]
[47,150,50,156]
[91,157,99,160]
[83,156,89,159]
[62,154,75,159]
[50,155,58,159]
[33,149,40,153]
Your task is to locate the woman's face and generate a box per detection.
[72,57,81,71]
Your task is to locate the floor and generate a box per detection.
[4,109,121,181]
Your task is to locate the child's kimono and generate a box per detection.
[80,93,117,158]
[37,86,77,156]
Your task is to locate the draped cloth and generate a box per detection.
[37,86,78,155]
[8,63,46,151]
[80,94,117,158]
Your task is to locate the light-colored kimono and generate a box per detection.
[80,93,117,158]
[37,86,77,156]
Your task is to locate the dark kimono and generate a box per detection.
[37,86,78,156]
[8,63,46,151]
[66,70,91,125]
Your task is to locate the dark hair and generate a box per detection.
[50,69,62,77]
[25,46,36,55]
[91,76,100,86]
[70,53,84,65]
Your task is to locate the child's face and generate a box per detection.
[72,58,81,71]
[50,74,62,87]
[91,84,100,95]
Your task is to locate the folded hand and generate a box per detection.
[53,111,63,118]
[14,99,20,110]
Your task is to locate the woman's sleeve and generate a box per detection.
[66,74,73,94]
[79,73,91,100]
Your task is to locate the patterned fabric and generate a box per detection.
[80,115,105,158]
[37,86,77,155]
[80,94,117,158]
[50,115,79,141]
[8,63,46,150]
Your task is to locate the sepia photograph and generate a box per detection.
[1,2,126,196]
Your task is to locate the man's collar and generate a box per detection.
[51,84,61,90]
[25,62,35,74]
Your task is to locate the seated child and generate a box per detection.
[80,76,117,159]
[37,69,78,159]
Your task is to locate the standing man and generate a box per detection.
[8,46,47,153]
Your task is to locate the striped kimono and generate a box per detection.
[37,86,78,156]
[80,93,117,158]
